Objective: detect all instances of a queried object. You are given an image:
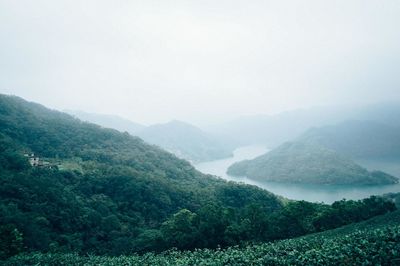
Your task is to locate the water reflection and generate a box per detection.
[195,145,400,204]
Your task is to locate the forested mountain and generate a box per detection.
[0,94,282,256]
[299,120,400,160]
[227,141,398,185]
[66,110,145,134]
[136,120,234,163]
[207,103,400,148]
[0,94,396,260]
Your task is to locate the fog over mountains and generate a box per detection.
[206,103,400,148]
[224,104,400,185]
[68,102,400,165]
[67,111,235,163]
[2,0,400,264]
[66,110,145,134]
[299,120,400,160]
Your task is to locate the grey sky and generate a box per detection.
[1,0,400,125]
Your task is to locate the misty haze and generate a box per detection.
[1,1,400,265]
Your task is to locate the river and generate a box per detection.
[194,145,400,204]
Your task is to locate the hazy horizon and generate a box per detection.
[1,1,400,125]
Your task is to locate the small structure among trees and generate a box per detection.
[23,153,57,169]
[24,153,39,166]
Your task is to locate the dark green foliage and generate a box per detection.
[161,209,199,250]
[0,225,23,259]
[0,94,282,256]
[157,196,395,251]
[5,211,400,265]
[0,134,30,171]
[196,203,236,247]
[228,141,398,185]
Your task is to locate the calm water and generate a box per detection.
[194,145,400,204]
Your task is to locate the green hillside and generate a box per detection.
[227,141,398,185]
[5,210,400,265]
[0,95,397,261]
[0,95,282,256]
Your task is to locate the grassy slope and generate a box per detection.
[5,211,400,266]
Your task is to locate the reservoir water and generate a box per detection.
[194,145,400,204]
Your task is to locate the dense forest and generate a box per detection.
[0,95,397,262]
[5,209,400,265]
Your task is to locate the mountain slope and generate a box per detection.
[66,110,145,134]
[0,94,282,255]
[137,120,234,163]
[227,141,398,185]
[1,95,397,260]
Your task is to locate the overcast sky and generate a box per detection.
[1,0,400,125]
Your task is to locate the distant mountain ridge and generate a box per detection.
[298,120,400,160]
[67,110,235,163]
[136,120,234,163]
[207,103,400,148]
